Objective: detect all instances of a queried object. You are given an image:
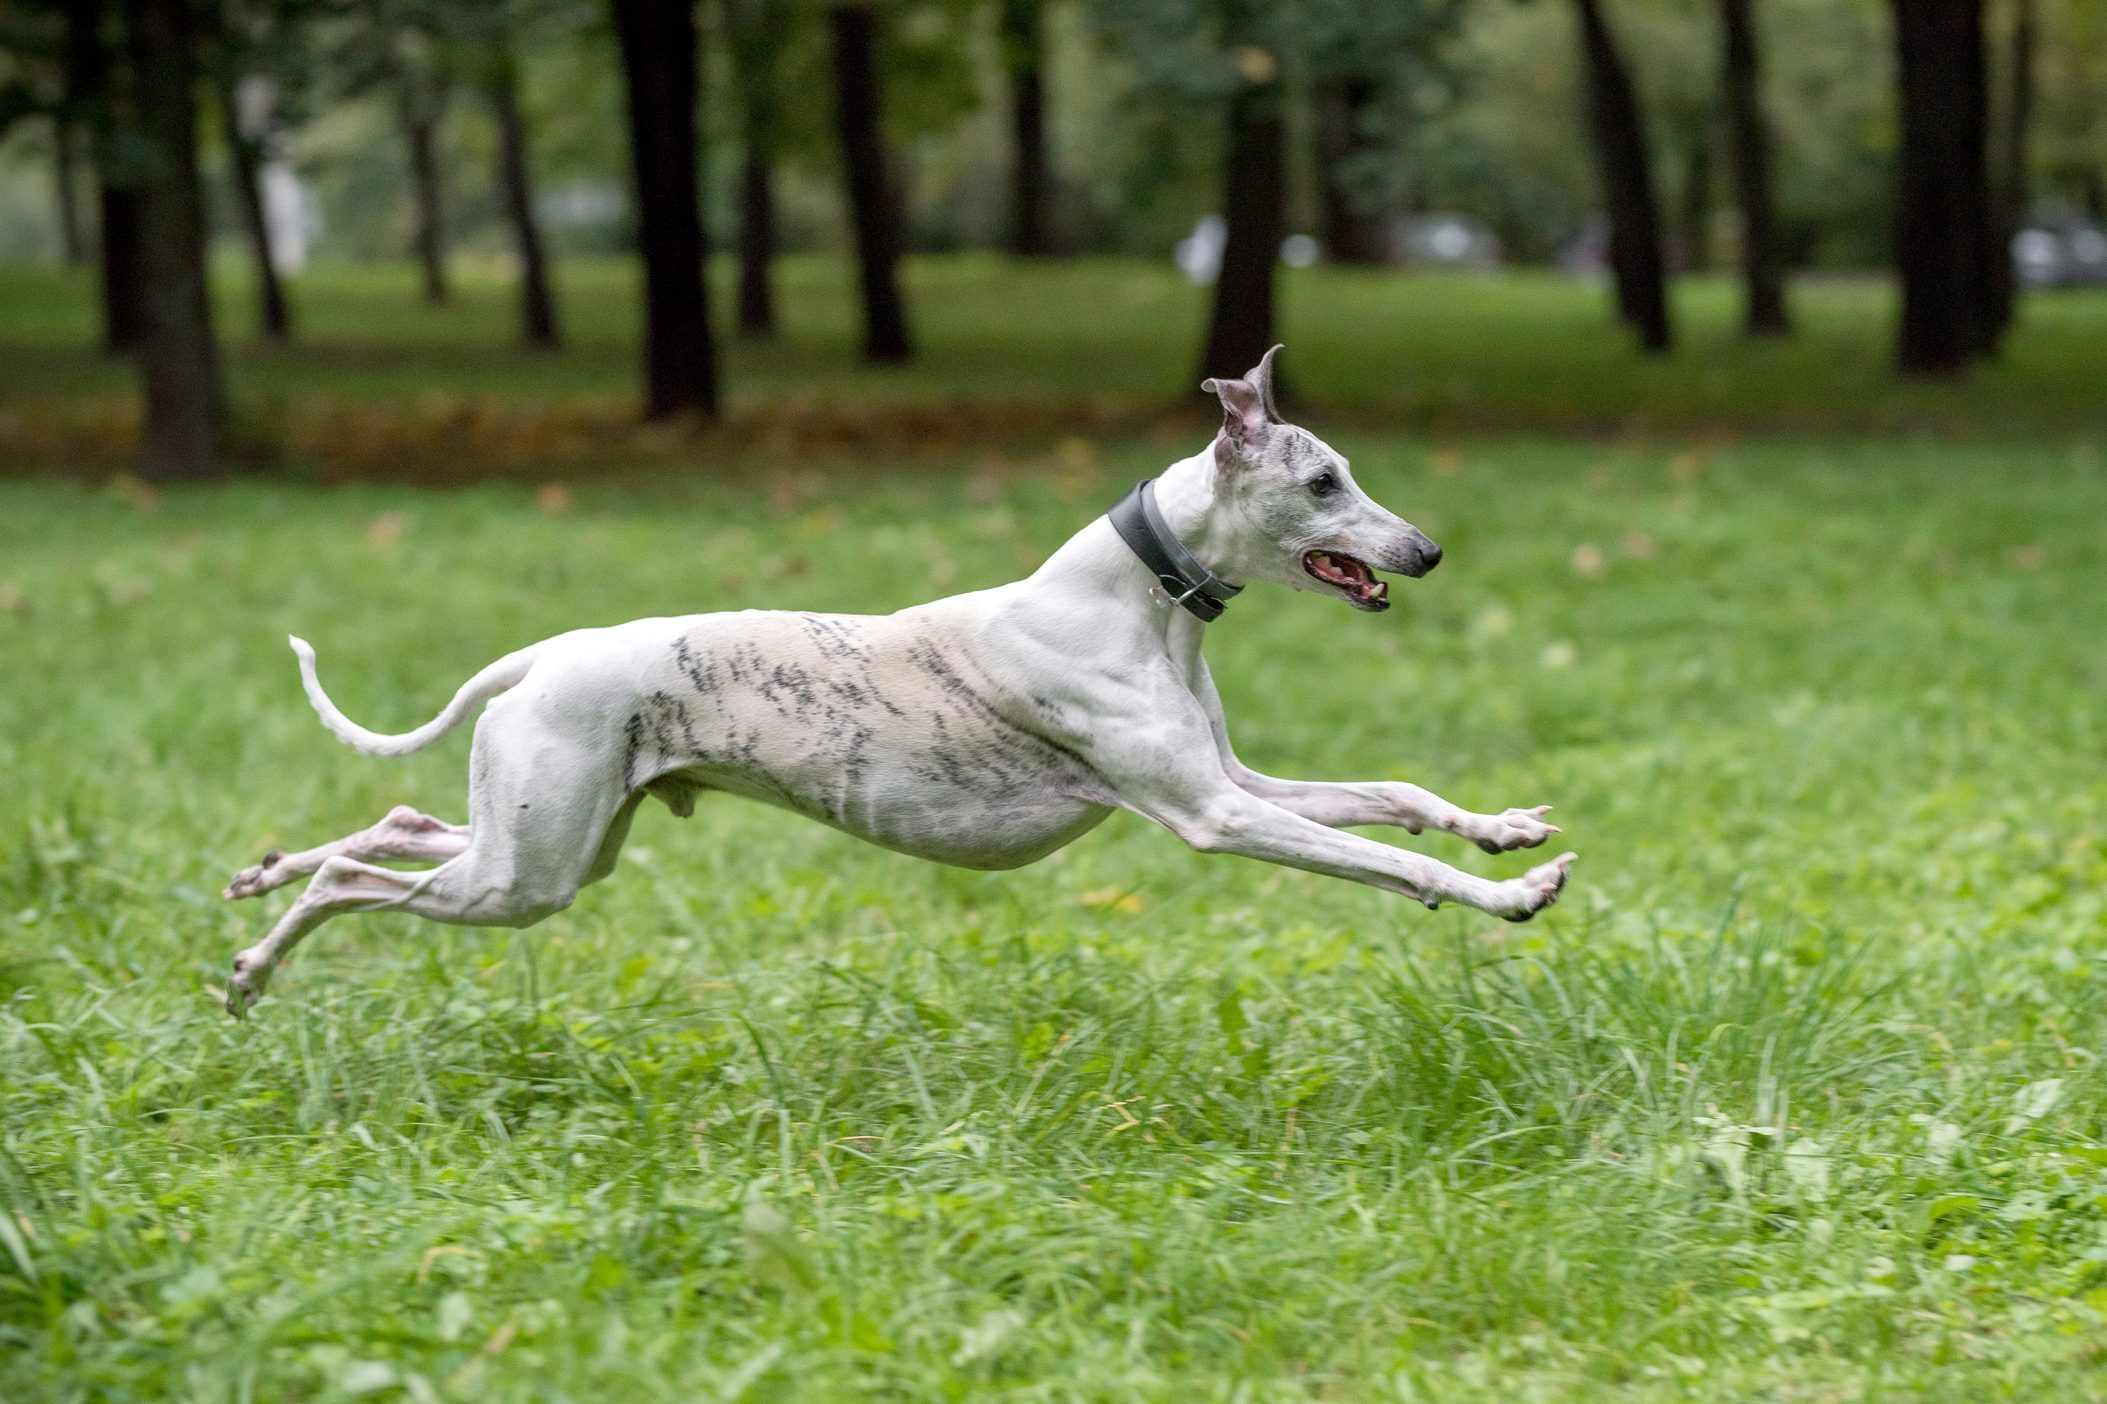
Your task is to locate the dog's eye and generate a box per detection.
[1308,472,1338,497]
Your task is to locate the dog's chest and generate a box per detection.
[623,612,1113,868]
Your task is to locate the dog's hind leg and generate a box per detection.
[224,710,634,1017]
[224,848,561,1017]
[224,806,471,900]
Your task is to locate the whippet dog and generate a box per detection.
[223,348,1573,1017]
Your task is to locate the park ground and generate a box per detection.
[2,261,2107,1400]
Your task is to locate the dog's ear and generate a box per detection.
[1201,343,1285,452]
[1245,344,1283,423]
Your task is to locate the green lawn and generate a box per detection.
[3,258,2106,470]
[3,426,2106,1399]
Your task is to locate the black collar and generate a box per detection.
[1106,478,1244,622]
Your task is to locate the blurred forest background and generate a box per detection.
[0,0,2103,480]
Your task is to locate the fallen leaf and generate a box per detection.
[367,512,409,547]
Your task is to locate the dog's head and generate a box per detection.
[1200,346,1439,612]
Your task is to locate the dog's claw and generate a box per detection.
[1501,851,1576,923]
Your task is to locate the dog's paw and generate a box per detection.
[223,851,287,901]
[225,949,270,1019]
[1500,851,1576,923]
[1466,805,1560,855]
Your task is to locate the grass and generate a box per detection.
[3,420,2107,1399]
[3,258,2107,468]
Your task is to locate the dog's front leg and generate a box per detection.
[1189,661,1560,853]
[1086,697,1573,921]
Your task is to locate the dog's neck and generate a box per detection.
[1024,446,1240,641]
[1143,446,1239,583]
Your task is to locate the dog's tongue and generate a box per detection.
[1312,551,1373,588]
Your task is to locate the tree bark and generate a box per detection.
[1312,73,1389,266]
[52,119,89,265]
[218,74,292,341]
[1574,0,1672,353]
[124,0,224,479]
[737,138,777,337]
[398,91,449,306]
[1988,0,2035,339]
[1200,78,1286,382]
[829,4,911,362]
[1000,0,1055,256]
[487,38,558,348]
[1892,0,1996,374]
[1718,0,1789,334]
[611,0,718,417]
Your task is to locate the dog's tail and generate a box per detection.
[289,635,542,758]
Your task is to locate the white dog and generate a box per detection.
[224,348,1573,1016]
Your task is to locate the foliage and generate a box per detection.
[2,420,2106,1397]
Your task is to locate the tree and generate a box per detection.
[611,0,718,416]
[1200,37,1285,381]
[1311,71,1387,265]
[480,15,558,347]
[394,37,451,306]
[999,0,1056,256]
[1300,0,1471,268]
[125,0,226,478]
[1717,0,1789,334]
[212,1,295,341]
[1892,0,1999,373]
[829,3,912,362]
[1676,113,1713,274]
[51,112,89,264]
[0,3,93,266]
[1572,0,1672,352]
[1988,0,2037,339]
[724,0,793,337]
[57,0,145,352]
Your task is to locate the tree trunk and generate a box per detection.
[829,4,911,363]
[487,40,558,348]
[611,0,718,418]
[218,74,292,341]
[399,91,449,306]
[65,0,143,352]
[52,119,89,265]
[1312,73,1389,266]
[1988,0,2035,339]
[1200,78,1286,382]
[98,184,145,353]
[1000,0,1055,257]
[1718,0,1789,334]
[124,0,224,479]
[1892,0,1995,374]
[737,138,777,336]
[1679,120,1712,273]
[1574,0,1673,353]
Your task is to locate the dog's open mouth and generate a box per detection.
[1304,551,1390,611]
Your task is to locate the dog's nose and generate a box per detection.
[1419,541,1443,573]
